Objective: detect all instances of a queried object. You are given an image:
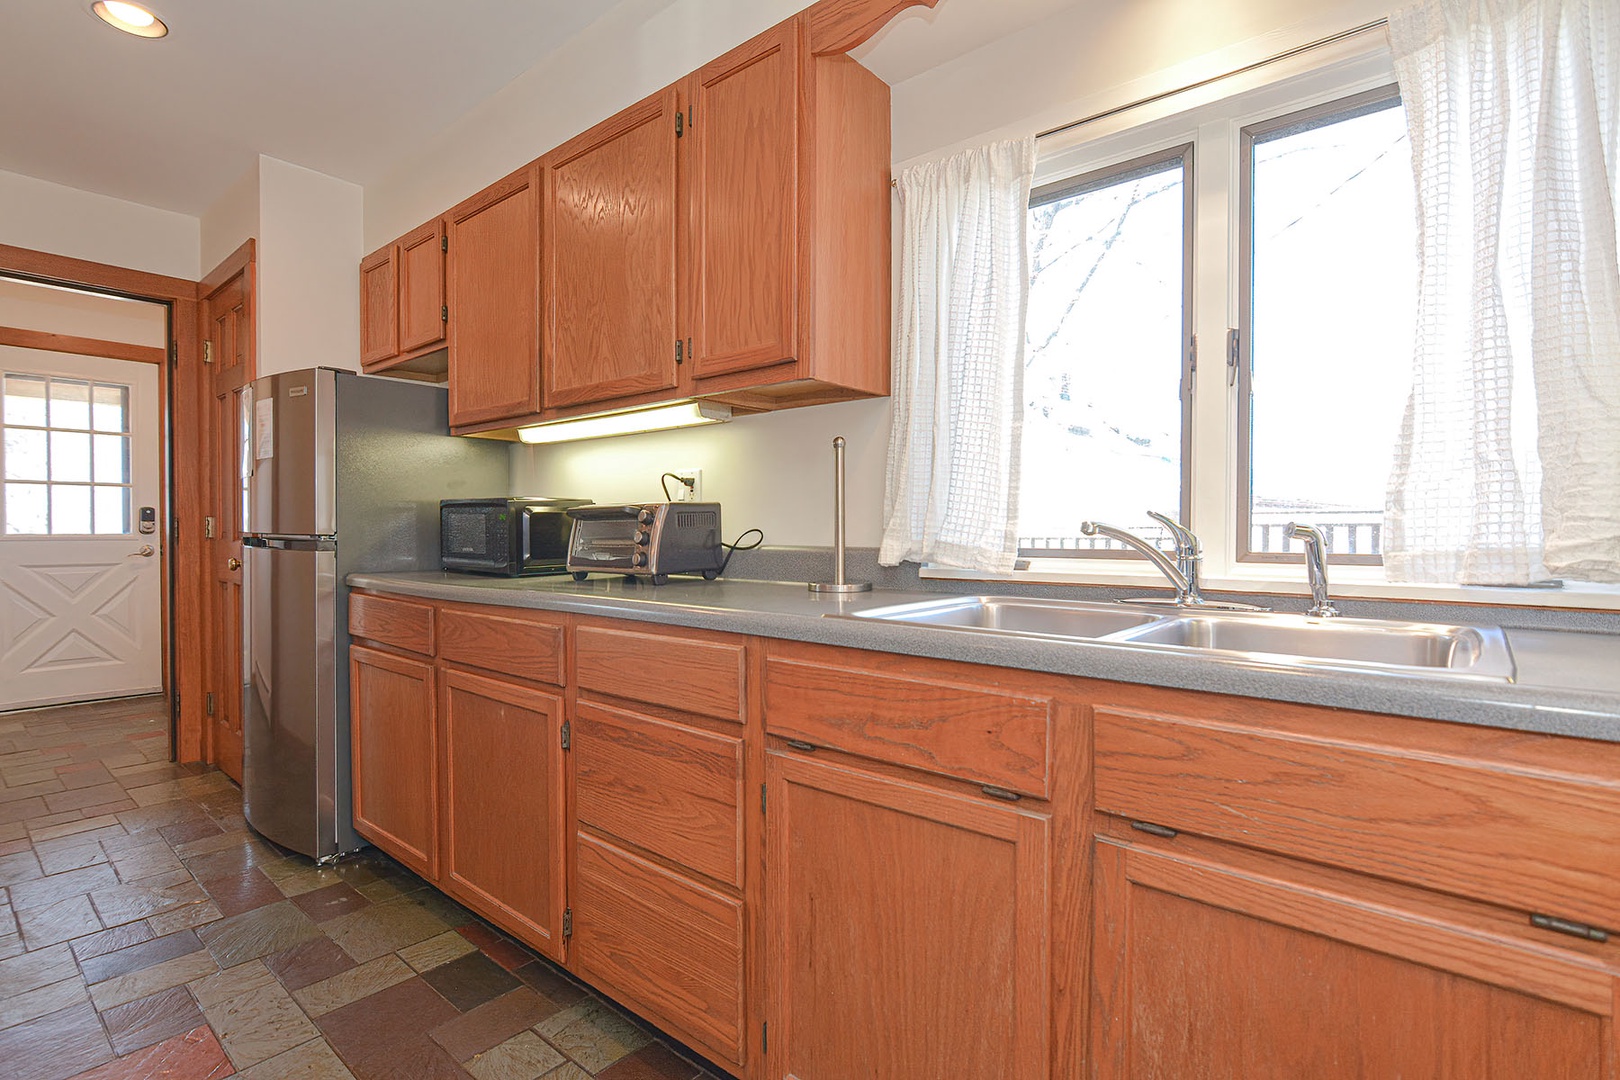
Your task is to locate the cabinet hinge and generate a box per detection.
[761,1021,767,1055]
[980,785,1021,802]
[675,111,684,138]
[441,305,448,323]
[205,692,215,717]
[1530,913,1610,943]
[202,340,213,364]
[562,907,573,939]
[441,235,448,253]
[675,339,684,365]
[1130,820,1179,839]
[760,783,767,814]
[1226,327,1241,387]
[560,720,571,751]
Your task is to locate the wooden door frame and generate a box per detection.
[0,242,206,758]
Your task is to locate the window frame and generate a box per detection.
[1019,142,1196,560]
[1235,83,1407,568]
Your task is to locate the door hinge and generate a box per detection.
[169,340,178,363]
[202,340,213,365]
[1530,913,1610,943]
[1226,327,1240,387]
[675,339,684,365]
[441,235,448,253]
[562,907,573,939]
[560,720,571,750]
[441,305,448,322]
[675,111,684,138]
[204,516,216,539]
[205,692,215,717]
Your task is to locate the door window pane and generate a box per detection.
[2,373,137,535]
[50,485,92,534]
[4,428,47,481]
[2,376,46,426]
[92,384,129,432]
[1021,148,1190,553]
[50,431,92,483]
[94,486,129,534]
[93,434,130,484]
[4,483,47,534]
[1244,93,1416,559]
[49,380,91,430]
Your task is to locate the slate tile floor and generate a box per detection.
[0,696,726,1080]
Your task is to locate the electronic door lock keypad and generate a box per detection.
[138,506,157,535]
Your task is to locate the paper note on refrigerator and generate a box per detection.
[255,397,275,460]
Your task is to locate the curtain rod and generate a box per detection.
[1036,17,1390,140]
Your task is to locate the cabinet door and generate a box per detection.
[689,23,798,381]
[397,218,447,354]
[349,645,437,879]
[542,88,679,408]
[1093,838,1618,1079]
[441,667,567,962]
[766,751,1050,1080]
[447,165,541,427]
[358,243,398,366]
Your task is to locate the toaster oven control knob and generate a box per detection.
[632,552,649,568]
[635,530,650,546]
[638,509,656,525]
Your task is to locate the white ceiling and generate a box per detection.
[3,0,1066,219]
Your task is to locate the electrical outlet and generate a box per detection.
[671,469,702,502]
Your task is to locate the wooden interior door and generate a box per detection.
[202,250,253,783]
[689,23,798,381]
[541,87,679,409]
[766,750,1051,1080]
[1092,837,1618,1079]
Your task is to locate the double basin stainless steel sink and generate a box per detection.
[841,595,1516,681]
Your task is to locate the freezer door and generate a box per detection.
[242,540,349,860]
[247,369,337,537]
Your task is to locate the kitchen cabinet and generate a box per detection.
[349,642,439,880]
[569,620,753,1073]
[541,86,679,410]
[359,219,447,372]
[1089,695,1620,1078]
[446,164,542,427]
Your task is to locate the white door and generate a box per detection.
[0,350,163,709]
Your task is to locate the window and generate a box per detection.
[2,373,133,535]
[1022,146,1192,556]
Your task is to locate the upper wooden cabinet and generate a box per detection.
[359,218,446,372]
[446,164,542,428]
[541,86,680,410]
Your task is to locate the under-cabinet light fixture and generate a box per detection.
[516,401,732,444]
[91,1,169,37]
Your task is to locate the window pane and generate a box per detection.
[4,482,47,534]
[1022,154,1187,552]
[51,485,91,534]
[3,375,47,426]
[93,434,130,484]
[4,428,47,481]
[49,380,91,430]
[1247,97,1416,558]
[92,384,129,433]
[50,430,92,483]
[93,486,129,534]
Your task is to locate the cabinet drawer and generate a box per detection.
[1093,706,1620,928]
[764,654,1053,798]
[348,592,434,655]
[575,625,745,723]
[575,702,744,887]
[572,833,745,1070]
[437,607,564,685]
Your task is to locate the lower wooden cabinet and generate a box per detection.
[1092,832,1618,1079]
[349,644,438,880]
[764,749,1051,1080]
[441,667,567,962]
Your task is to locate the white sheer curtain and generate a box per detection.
[879,137,1037,572]
[1386,0,1620,584]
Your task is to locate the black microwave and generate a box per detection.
[440,497,592,576]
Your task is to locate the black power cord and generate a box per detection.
[660,472,694,501]
[715,528,764,578]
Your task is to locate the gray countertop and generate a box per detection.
[348,571,1620,743]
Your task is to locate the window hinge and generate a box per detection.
[203,516,216,539]
[205,692,215,717]
[441,235,448,253]
[562,907,573,939]
[441,305,448,323]
[675,111,684,138]
[560,720,571,751]
[675,339,684,365]
[1131,820,1179,839]
[1530,913,1610,943]
[1226,327,1240,387]
[203,340,213,365]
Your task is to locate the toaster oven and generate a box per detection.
[566,503,724,584]
[440,497,592,576]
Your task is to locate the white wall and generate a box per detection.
[0,279,167,346]
[199,164,260,279]
[256,158,363,376]
[0,168,200,281]
[510,0,1391,547]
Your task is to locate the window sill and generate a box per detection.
[920,561,1620,613]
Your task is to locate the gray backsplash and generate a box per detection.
[721,546,1620,635]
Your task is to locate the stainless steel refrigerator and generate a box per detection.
[241,368,507,861]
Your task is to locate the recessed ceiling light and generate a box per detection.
[91,1,168,38]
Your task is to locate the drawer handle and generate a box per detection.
[1130,820,1180,839]
[980,785,1021,802]
[1530,913,1610,943]
[784,739,816,753]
